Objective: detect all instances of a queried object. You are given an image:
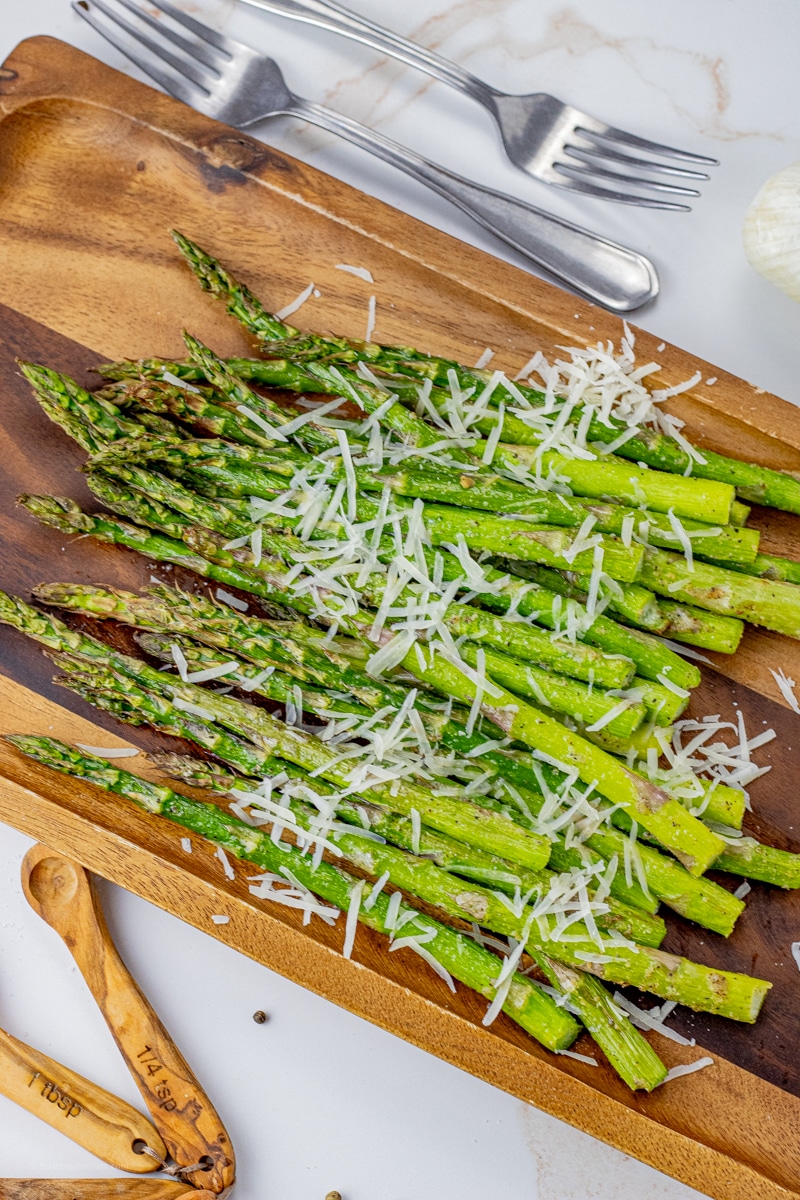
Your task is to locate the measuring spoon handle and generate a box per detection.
[21,846,235,1196]
[0,1182,215,1199]
[0,1026,165,1173]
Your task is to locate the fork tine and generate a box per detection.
[134,0,235,55]
[557,159,701,199]
[73,0,210,106]
[576,119,719,167]
[552,173,691,213]
[566,141,710,182]
[111,0,224,72]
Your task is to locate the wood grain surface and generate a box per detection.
[1,35,800,1200]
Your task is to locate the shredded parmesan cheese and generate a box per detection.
[215,846,235,880]
[659,1057,714,1085]
[275,281,315,319]
[215,588,249,612]
[335,264,374,282]
[770,667,800,714]
[343,880,365,959]
[75,743,139,758]
[365,295,377,342]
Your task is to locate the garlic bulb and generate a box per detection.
[743,160,800,302]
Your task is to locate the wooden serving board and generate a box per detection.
[1,36,800,1200]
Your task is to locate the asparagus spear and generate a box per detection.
[167,231,800,516]
[54,616,555,872]
[66,638,652,920]
[714,838,800,889]
[160,751,666,948]
[472,775,745,937]
[18,491,724,875]
[491,442,737,525]
[398,642,725,876]
[151,420,754,564]
[57,638,745,937]
[12,729,768,1023]
[640,547,800,639]
[19,495,309,611]
[165,232,800,516]
[97,436,645,584]
[113,619,695,916]
[91,447,659,681]
[47,613,758,930]
[36,555,636,693]
[462,569,701,686]
[107,378,284,449]
[19,362,150,453]
[457,642,648,738]
[492,559,666,630]
[651,599,744,654]
[5,736,589,1058]
[701,551,800,586]
[41,602,747,939]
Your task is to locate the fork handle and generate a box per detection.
[242,0,497,107]
[290,98,658,310]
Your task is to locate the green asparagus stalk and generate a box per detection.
[95,434,645,583]
[714,838,800,889]
[36,560,636,694]
[20,566,712,914]
[640,547,800,639]
[19,495,307,613]
[86,448,659,687]
[19,361,150,453]
[108,378,283,449]
[160,750,666,948]
[104,633,752,932]
[491,442,736,525]
[399,641,726,876]
[472,771,745,937]
[25,726,766,1023]
[113,621,659,916]
[386,471,758,564]
[531,952,666,1089]
[457,642,647,738]
[6,736,586,1057]
[166,232,800,517]
[46,626,743,935]
[86,462,253,538]
[63,642,654,922]
[17,492,723,877]
[701,551,800,586]
[9,497,740,887]
[186,332,475,465]
[43,630,553,872]
[649,599,744,654]
[493,559,667,630]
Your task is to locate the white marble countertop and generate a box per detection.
[1,3,799,1198]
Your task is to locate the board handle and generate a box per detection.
[20,845,235,1197]
[0,1026,166,1174]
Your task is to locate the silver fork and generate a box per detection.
[241,0,718,210]
[73,0,659,312]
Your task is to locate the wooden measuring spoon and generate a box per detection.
[21,845,235,1197]
[0,1182,215,1199]
[0,1027,166,1173]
